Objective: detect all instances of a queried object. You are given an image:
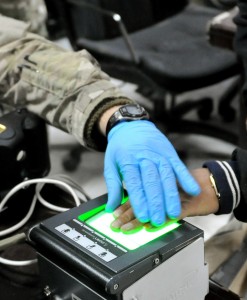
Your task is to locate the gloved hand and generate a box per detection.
[104,120,201,226]
[110,168,220,232]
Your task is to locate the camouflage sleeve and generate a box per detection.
[0,15,134,151]
[0,0,48,36]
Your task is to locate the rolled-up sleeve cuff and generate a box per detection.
[203,160,240,215]
[71,86,134,151]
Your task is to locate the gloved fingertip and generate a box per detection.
[138,216,150,223]
[189,183,201,196]
[166,197,181,219]
[182,178,201,196]
[106,185,123,213]
[130,201,150,223]
[150,212,165,227]
[177,170,201,196]
[105,205,114,213]
[134,208,150,223]
[168,208,181,219]
[151,220,165,227]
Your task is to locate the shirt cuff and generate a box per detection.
[203,160,241,215]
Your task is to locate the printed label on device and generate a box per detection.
[55,219,127,262]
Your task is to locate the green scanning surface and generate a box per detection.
[78,206,180,250]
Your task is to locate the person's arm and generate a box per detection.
[0,15,133,151]
[231,148,247,221]
[0,0,48,36]
[111,146,247,231]
[0,15,201,226]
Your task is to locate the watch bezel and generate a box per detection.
[106,104,149,136]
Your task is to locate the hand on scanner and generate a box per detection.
[103,118,201,227]
[110,168,219,232]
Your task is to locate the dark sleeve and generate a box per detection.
[231,148,247,221]
[234,1,247,100]
[203,148,247,222]
[230,1,247,221]
[203,160,241,216]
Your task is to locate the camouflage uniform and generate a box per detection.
[0,0,48,36]
[0,15,133,151]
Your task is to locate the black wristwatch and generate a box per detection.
[106,104,149,136]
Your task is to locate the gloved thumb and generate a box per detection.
[104,167,123,212]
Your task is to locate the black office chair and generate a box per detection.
[204,0,237,10]
[57,0,243,169]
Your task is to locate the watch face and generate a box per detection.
[106,105,149,135]
[120,105,144,117]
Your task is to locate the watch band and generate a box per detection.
[106,104,149,136]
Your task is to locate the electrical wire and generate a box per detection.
[0,175,91,266]
[50,174,90,202]
[0,256,37,266]
[0,177,84,237]
[0,233,26,251]
[0,193,37,237]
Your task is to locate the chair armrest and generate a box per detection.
[207,6,238,50]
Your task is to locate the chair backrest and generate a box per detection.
[100,0,154,37]
[101,0,189,36]
[57,0,188,48]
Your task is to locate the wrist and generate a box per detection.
[179,168,219,219]
[203,160,241,215]
[102,104,150,137]
[86,98,133,151]
[98,105,122,136]
[192,168,219,213]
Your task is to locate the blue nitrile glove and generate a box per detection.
[104,120,201,226]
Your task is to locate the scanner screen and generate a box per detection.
[80,209,180,250]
